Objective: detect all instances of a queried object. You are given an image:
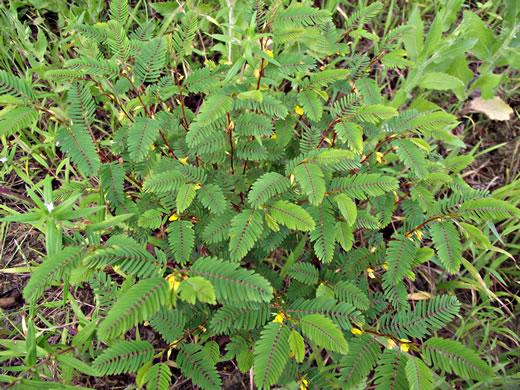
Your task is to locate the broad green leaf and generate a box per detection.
[418,72,465,91]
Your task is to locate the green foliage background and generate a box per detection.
[0,0,519,389]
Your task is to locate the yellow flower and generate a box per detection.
[351,328,363,336]
[416,230,423,241]
[294,105,304,115]
[370,247,377,253]
[167,275,180,292]
[229,120,235,129]
[393,191,399,202]
[179,157,189,165]
[150,144,155,151]
[366,267,375,279]
[273,313,284,323]
[254,69,260,78]
[299,378,309,390]
[270,134,277,139]
[386,339,397,349]
[265,49,274,58]
[376,152,385,163]
[401,343,410,352]
[143,321,150,326]
[169,213,179,221]
[382,262,389,270]
[195,183,202,190]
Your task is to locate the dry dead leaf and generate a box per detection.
[469,96,514,121]
[407,291,432,300]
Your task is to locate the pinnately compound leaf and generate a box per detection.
[254,322,291,389]
[228,210,264,261]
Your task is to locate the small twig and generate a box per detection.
[227,113,235,174]
[173,66,189,131]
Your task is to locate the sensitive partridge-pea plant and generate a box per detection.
[0,0,518,389]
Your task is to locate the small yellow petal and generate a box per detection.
[229,120,235,129]
[169,214,179,221]
[393,191,399,202]
[194,183,202,190]
[300,378,309,390]
[150,144,155,150]
[401,343,410,352]
[370,247,377,253]
[382,262,388,270]
[265,49,274,58]
[143,321,149,326]
[118,111,125,121]
[416,230,423,241]
[387,339,397,349]
[179,157,189,165]
[254,69,260,78]
[167,276,181,292]
[273,313,284,323]
[270,134,277,139]
[294,105,304,116]
[367,268,375,279]
[351,328,363,336]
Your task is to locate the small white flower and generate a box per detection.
[44,202,54,213]
[55,141,60,146]
[0,157,7,163]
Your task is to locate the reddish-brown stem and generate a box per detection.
[404,215,444,237]
[124,75,178,160]
[0,188,32,204]
[227,113,234,173]
[256,57,265,90]
[158,129,178,160]
[362,329,420,347]
[360,135,396,164]
[173,65,189,131]
[96,80,134,122]
[317,118,341,149]
[164,318,209,351]
[394,185,413,205]
[124,75,152,118]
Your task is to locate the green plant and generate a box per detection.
[1,0,519,389]
[391,0,520,107]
